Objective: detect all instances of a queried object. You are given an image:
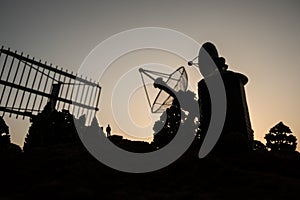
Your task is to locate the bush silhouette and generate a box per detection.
[23,104,81,152]
[152,103,181,149]
[253,140,267,151]
[0,117,21,155]
[0,117,10,148]
[152,90,197,149]
[264,122,297,152]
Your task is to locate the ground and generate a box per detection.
[0,142,300,199]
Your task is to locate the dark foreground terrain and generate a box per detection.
[1,142,300,200]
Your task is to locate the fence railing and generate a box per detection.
[0,46,101,124]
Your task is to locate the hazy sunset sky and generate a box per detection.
[0,0,300,150]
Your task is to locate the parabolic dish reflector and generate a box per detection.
[139,66,188,113]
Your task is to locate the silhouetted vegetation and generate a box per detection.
[23,103,154,153]
[0,117,21,155]
[152,103,181,148]
[253,140,267,151]
[0,117,10,147]
[152,90,198,149]
[265,122,297,152]
[23,103,81,152]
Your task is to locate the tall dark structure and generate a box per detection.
[197,43,253,152]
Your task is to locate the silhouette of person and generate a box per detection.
[106,124,111,137]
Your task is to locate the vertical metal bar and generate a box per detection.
[90,85,100,124]
[24,59,40,117]
[57,68,66,109]
[38,62,51,112]
[31,60,45,115]
[53,67,62,110]
[77,76,87,117]
[73,75,81,117]
[9,52,23,117]
[64,71,73,110]
[92,83,98,107]
[0,48,10,107]
[94,84,101,111]
[83,78,91,106]
[18,57,34,117]
[69,75,77,116]
[86,83,97,124]
[82,78,91,122]
[50,65,58,97]
[86,110,90,126]
[2,50,17,117]
[71,104,76,117]
[0,46,3,117]
[90,110,95,126]
[82,81,92,124]
[87,83,96,110]
[0,48,9,80]
[13,53,27,119]
[71,79,76,116]
[19,57,35,119]
[68,72,75,110]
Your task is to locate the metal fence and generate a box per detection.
[0,46,101,124]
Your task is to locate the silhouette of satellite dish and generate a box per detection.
[188,42,228,77]
[139,66,188,113]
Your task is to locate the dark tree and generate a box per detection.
[264,122,297,151]
[0,117,21,154]
[152,102,181,149]
[23,105,81,152]
[0,117,10,147]
[253,140,266,151]
[152,90,197,149]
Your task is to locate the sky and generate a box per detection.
[0,0,300,150]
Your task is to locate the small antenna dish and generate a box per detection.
[139,66,188,113]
